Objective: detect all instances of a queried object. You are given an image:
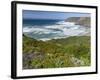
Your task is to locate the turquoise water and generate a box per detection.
[23,19,89,41]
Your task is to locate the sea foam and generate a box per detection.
[23,21,90,41]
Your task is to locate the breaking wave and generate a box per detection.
[23,21,90,41]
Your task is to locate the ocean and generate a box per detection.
[23,19,89,41]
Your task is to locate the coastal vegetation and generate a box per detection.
[23,35,91,69]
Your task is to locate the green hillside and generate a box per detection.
[23,35,91,69]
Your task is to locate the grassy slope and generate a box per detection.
[23,35,91,69]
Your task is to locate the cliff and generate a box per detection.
[65,17,90,27]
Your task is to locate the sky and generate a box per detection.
[23,10,90,20]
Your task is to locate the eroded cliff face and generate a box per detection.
[65,17,90,27]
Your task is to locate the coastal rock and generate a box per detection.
[65,17,90,27]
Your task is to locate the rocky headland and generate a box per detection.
[65,17,90,27]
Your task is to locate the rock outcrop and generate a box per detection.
[65,17,90,27]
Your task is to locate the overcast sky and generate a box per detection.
[23,10,90,20]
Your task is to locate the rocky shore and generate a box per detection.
[65,17,90,27]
